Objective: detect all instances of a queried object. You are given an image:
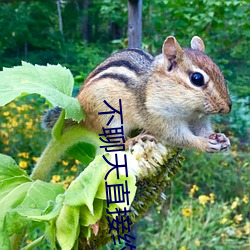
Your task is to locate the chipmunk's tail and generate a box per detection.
[41,106,62,130]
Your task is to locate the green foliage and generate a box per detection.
[0,62,84,121]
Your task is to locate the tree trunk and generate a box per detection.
[56,0,64,36]
[82,0,89,41]
[128,0,142,49]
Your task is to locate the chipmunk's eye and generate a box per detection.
[190,72,204,87]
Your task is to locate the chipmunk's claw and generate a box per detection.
[207,133,230,152]
[128,134,156,152]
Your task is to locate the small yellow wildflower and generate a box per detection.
[209,193,215,204]
[62,160,69,166]
[221,232,227,238]
[231,197,240,209]
[70,165,77,172]
[194,238,201,247]
[26,121,33,129]
[189,184,199,198]
[243,195,248,204]
[179,247,186,250]
[63,182,69,189]
[3,111,9,116]
[26,239,32,244]
[244,221,250,234]
[221,162,228,167]
[9,102,16,108]
[234,214,243,224]
[0,130,8,138]
[198,195,210,206]
[220,217,228,224]
[51,175,61,183]
[75,159,81,165]
[232,150,237,156]
[66,176,75,182]
[19,161,28,169]
[32,157,39,162]
[11,119,18,127]
[236,229,243,237]
[18,152,30,159]
[182,207,192,217]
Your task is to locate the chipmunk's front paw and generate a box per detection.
[127,134,156,152]
[206,133,230,152]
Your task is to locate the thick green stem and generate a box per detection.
[30,126,102,181]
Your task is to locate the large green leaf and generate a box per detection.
[0,154,65,248]
[56,205,80,250]
[64,154,110,214]
[0,154,30,181]
[66,142,96,166]
[0,62,85,121]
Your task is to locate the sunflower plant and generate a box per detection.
[0,62,183,249]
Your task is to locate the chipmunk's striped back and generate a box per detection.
[83,48,155,89]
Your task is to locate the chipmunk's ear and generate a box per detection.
[162,36,184,63]
[191,36,205,52]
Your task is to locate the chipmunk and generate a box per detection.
[44,36,232,153]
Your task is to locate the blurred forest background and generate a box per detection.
[0,0,249,249]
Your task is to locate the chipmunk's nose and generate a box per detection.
[219,101,232,114]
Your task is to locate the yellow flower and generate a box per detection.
[26,121,33,129]
[66,176,75,182]
[19,161,28,169]
[209,193,215,204]
[232,150,237,156]
[62,160,69,166]
[63,182,69,189]
[244,221,250,234]
[18,152,30,159]
[3,111,9,116]
[51,175,61,183]
[221,162,228,167]
[32,157,39,162]
[234,214,243,224]
[231,198,240,209]
[9,102,16,108]
[198,195,210,206]
[194,238,201,247]
[179,247,186,250]
[75,159,81,165]
[220,217,228,224]
[189,184,199,197]
[182,207,192,217]
[243,195,248,204]
[11,119,18,127]
[70,165,77,172]
[236,229,242,237]
[221,232,227,238]
[0,130,8,138]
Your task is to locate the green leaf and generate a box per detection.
[56,205,80,250]
[20,181,64,213]
[79,199,103,227]
[0,176,31,201]
[96,169,137,211]
[0,154,30,181]
[64,154,110,214]
[66,142,96,166]
[0,62,85,122]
